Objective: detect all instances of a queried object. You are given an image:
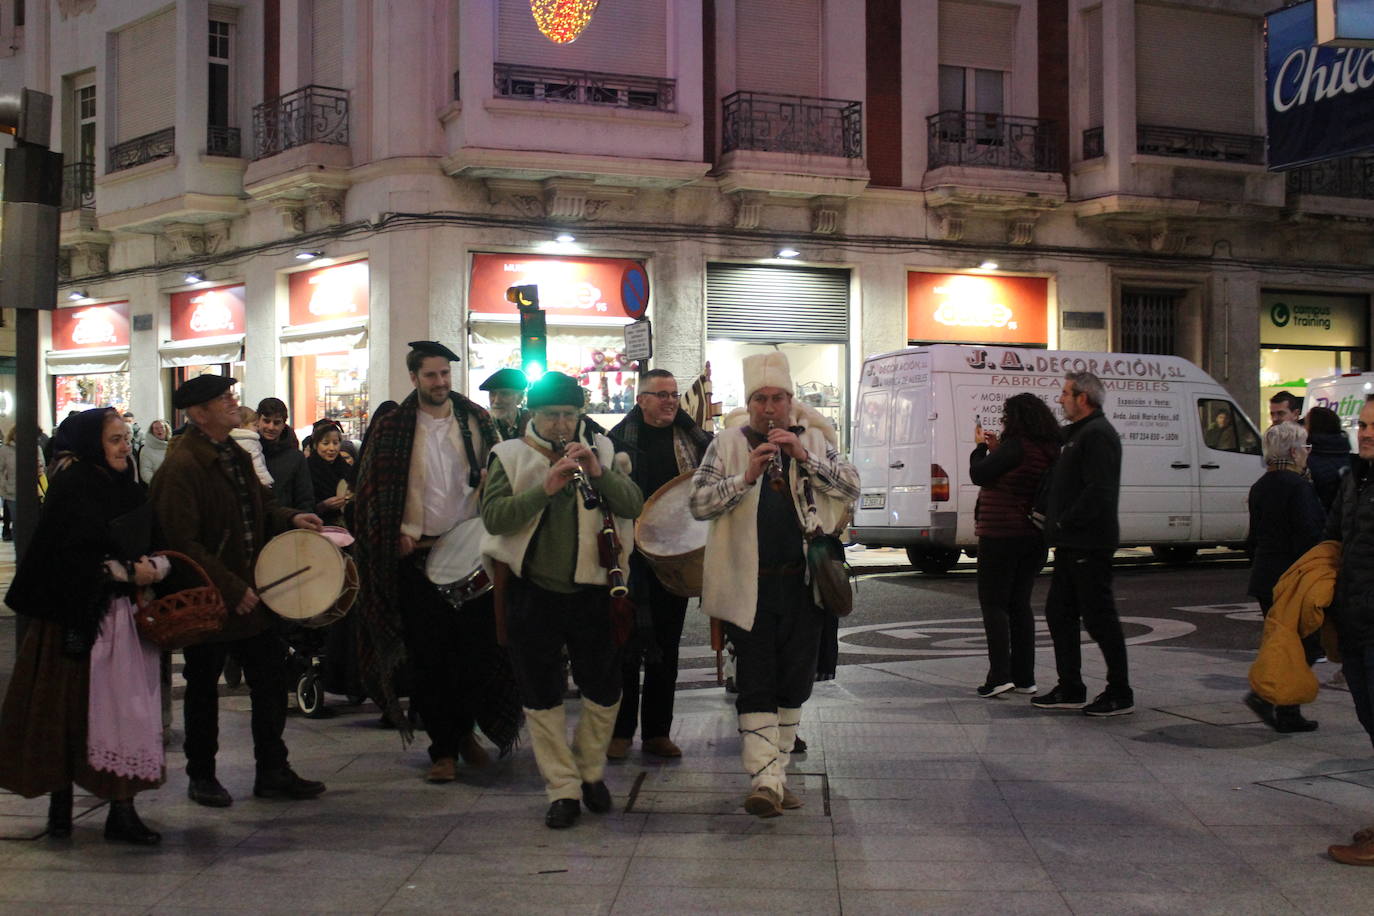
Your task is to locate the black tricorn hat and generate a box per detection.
[479,368,529,392]
[407,340,461,362]
[172,374,238,409]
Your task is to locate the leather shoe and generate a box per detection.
[458,732,491,768]
[187,777,233,808]
[606,737,632,760]
[781,786,803,810]
[642,736,682,758]
[743,785,783,818]
[1353,825,1374,845]
[253,767,326,800]
[426,757,457,783]
[104,800,161,846]
[1329,837,1374,866]
[46,788,73,839]
[581,780,613,814]
[1274,706,1319,733]
[545,798,581,829]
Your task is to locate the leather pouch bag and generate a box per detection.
[807,533,853,618]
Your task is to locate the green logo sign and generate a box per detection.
[1270,302,1291,327]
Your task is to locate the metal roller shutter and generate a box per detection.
[313,0,344,87]
[735,0,821,96]
[706,264,850,343]
[115,8,176,142]
[939,0,1017,72]
[497,0,667,77]
[1135,4,1256,133]
[1084,5,1102,128]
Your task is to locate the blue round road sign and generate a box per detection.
[621,265,649,320]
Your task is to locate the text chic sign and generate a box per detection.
[287,261,370,326]
[1267,1,1374,169]
[469,253,646,319]
[906,272,1049,345]
[170,284,247,340]
[51,301,130,350]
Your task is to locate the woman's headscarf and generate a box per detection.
[67,407,134,480]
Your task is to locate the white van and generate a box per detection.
[1305,371,1374,449]
[851,345,1265,573]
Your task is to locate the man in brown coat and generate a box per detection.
[150,375,326,808]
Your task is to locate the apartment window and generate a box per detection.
[76,84,96,164]
[1120,288,1182,355]
[209,19,232,128]
[938,66,1004,144]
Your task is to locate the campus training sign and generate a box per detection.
[1266,0,1374,169]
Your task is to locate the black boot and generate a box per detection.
[1275,705,1319,733]
[104,800,161,846]
[46,788,73,839]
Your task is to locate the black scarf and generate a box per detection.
[308,450,356,526]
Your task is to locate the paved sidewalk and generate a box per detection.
[2,633,1373,914]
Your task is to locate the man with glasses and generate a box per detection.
[481,371,644,828]
[606,369,712,760]
[149,375,327,807]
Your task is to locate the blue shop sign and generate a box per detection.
[1266,1,1374,169]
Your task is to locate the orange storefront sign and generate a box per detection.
[170,284,247,340]
[907,272,1049,345]
[287,261,370,326]
[51,301,131,350]
[470,253,644,319]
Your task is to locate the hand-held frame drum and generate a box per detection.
[255,530,358,628]
[634,471,709,598]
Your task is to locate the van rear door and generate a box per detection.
[852,385,892,528]
[888,382,934,531]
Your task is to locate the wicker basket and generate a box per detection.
[135,550,228,650]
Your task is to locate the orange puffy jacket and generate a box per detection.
[1249,540,1341,706]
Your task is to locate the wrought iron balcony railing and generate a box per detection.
[926,111,1058,172]
[60,161,95,212]
[207,124,241,157]
[108,127,175,173]
[1136,124,1264,165]
[252,85,350,161]
[493,63,675,111]
[1083,126,1104,160]
[1286,157,1374,199]
[722,91,863,159]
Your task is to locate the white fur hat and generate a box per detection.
[742,352,793,401]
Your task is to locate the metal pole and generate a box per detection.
[12,308,38,654]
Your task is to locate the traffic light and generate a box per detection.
[509,285,546,380]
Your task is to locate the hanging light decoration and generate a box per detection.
[530,0,600,44]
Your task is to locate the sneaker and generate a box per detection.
[977,681,1015,698]
[1083,690,1135,717]
[1031,685,1088,710]
[1013,684,1038,694]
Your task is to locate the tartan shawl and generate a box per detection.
[353,391,522,751]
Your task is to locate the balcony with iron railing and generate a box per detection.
[1286,157,1374,200]
[60,162,95,212]
[492,62,676,111]
[1135,124,1264,165]
[722,91,863,159]
[108,127,175,173]
[927,111,1058,172]
[251,85,349,161]
[207,124,242,158]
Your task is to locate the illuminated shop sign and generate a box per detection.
[906,273,1049,345]
[1260,289,1368,347]
[170,284,247,340]
[469,253,646,319]
[51,301,131,350]
[287,261,370,326]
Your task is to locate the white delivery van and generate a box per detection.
[1305,371,1374,449]
[851,345,1265,573]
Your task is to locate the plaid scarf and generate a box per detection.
[189,422,256,558]
[353,391,523,752]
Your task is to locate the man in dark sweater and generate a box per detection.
[255,398,315,512]
[606,369,712,760]
[1033,370,1132,717]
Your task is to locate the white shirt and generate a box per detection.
[416,408,476,536]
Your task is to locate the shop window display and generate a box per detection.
[704,341,847,444]
[54,372,131,419]
[290,350,369,442]
[1259,348,1362,426]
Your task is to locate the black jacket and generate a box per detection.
[1323,456,1374,651]
[262,438,315,512]
[1306,431,1350,513]
[1246,469,1324,604]
[969,437,1058,539]
[1043,409,1121,551]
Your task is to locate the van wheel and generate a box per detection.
[1151,546,1198,565]
[907,547,961,575]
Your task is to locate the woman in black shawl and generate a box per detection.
[307,418,356,529]
[0,408,171,844]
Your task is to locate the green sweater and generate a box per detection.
[482,455,643,593]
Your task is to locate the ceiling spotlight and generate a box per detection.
[184,271,205,285]
[555,232,576,244]
[978,260,999,271]
[295,250,323,261]
[776,248,801,259]
[68,290,87,301]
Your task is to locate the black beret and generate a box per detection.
[407,340,461,362]
[479,368,529,392]
[527,372,585,409]
[172,374,238,409]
